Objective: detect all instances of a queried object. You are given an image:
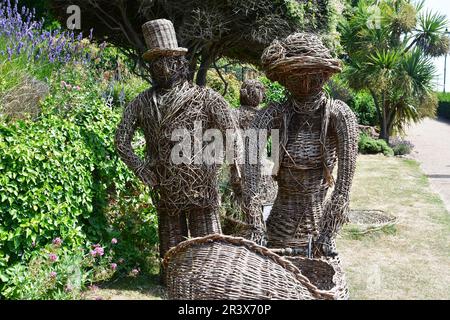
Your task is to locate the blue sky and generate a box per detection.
[422,0,450,92]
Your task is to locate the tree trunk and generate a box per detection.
[196,51,211,86]
[379,93,390,143]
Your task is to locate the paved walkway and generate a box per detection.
[405,117,450,212]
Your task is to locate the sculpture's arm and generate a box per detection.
[318,100,358,250]
[115,92,157,187]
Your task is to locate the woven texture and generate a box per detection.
[115,81,240,259]
[142,19,188,61]
[163,234,339,300]
[261,33,341,84]
[347,209,397,234]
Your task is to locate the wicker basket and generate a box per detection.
[163,234,342,300]
[347,209,397,234]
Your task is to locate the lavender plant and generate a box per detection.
[0,0,95,64]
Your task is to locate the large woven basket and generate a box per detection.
[163,234,341,300]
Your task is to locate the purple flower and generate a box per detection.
[50,271,57,279]
[31,241,36,247]
[52,237,62,246]
[90,250,97,257]
[110,263,117,271]
[48,253,58,262]
[111,238,118,245]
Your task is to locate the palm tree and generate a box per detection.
[341,0,448,142]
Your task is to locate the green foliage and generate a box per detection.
[328,74,378,126]
[0,51,159,296]
[358,133,394,156]
[340,0,444,140]
[1,240,117,299]
[438,92,450,120]
[259,76,286,105]
[207,70,241,108]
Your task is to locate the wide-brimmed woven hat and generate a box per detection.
[261,33,342,82]
[142,19,188,61]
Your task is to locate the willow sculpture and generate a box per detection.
[244,33,358,299]
[115,19,241,263]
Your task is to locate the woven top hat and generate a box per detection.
[261,33,342,83]
[142,19,188,61]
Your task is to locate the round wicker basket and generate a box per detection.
[163,234,343,300]
[347,209,397,234]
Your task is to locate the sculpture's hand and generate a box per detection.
[314,233,338,258]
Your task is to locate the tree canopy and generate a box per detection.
[49,0,344,84]
[340,0,449,142]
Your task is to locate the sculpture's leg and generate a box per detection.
[188,206,222,238]
[158,210,189,259]
[158,208,188,285]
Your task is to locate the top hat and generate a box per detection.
[142,19,188,62]
[261,33,342,83]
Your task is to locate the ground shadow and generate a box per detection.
[427,174,450,179]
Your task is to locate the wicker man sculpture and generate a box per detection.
[245,33,358,298]
[115,19,240,261]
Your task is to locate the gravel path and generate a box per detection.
[405,117,450,212]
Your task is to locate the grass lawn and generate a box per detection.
[338,155,450,300]
[91,154,450,300]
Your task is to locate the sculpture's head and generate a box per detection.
[142,19,189,89]
[240,79,266,108]
[261,33,341,98]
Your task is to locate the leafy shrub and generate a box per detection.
[437,92,450,121]
[328,76,378,126]
[259,76,286,105]
[1,237,118,299]
[358,133,394,156]
[207,70,241,108]
[390,138,414,156]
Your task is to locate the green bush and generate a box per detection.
[437,92,450,120]
[260,76,286,105]
[1,238,118,300]
[358,134,394,156]
[207,70,241,108]
[0,63,159,295]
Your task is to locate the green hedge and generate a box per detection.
[438,93,450,120]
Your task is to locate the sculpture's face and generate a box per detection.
[278,71,328,98]
[150,56,189,89]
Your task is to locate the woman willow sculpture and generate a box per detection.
[244,33,358,298]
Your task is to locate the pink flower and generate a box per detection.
[48,253,58,262]
[31,241,36,247]
[94,246,104,256]
[111,238,118,245]
[74,85,81,91]
[90,250,97,257]
[52,237,62,246]
[111,263,117,271]
[50,271,57,279]
[130,268,140,277]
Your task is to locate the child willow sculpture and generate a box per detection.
[245,33,358,298]
[115,19,240,260]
